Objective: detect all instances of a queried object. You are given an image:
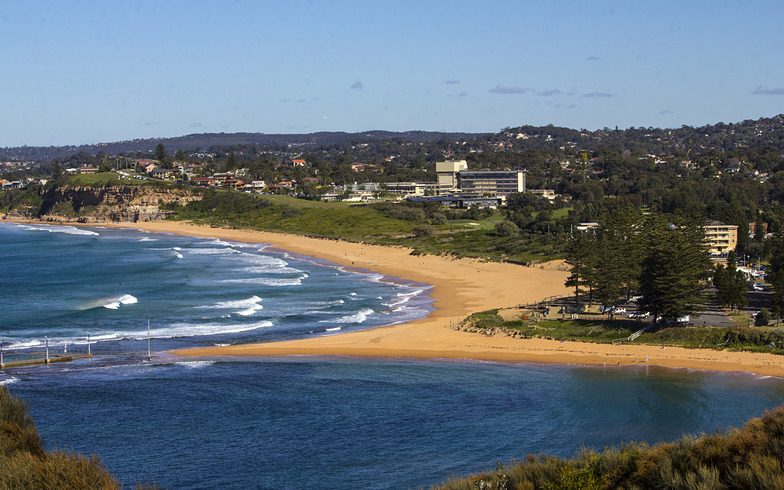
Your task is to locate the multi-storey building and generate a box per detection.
[704,221,738,255]
[457,169,526,196]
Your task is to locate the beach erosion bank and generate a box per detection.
[115,220,784,378]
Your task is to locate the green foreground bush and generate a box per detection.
[0,387,154,489]
[436,404,784,489]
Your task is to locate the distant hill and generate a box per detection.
[0,130,487,162]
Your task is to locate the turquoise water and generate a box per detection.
[3,222,784,489]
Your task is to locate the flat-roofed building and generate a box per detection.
[704,221,738,255]
[385,182,426,196]
[457,169,526,196]
[436,159,468,193]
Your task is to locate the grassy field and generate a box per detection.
[460,308,784,354]
[172,190,566,263]
[66,172,149,186]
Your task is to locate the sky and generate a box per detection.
[2,0,784,147]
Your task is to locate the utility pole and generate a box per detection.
[147,318,151,361]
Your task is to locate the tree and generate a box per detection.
[590,207,644,308]
[98,159,113,173]
[51,161,64,182]
[638,215,711,322]
[155,143,168,165]
[713,251,748,310]
[564,232,596,303]
[226,152,240,171]
[767,232,784,325]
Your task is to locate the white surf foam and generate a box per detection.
[0,377,19,386]
[198,296,264,316]
[138,320,274,339]
[320,308,374,324]
[102,294,139,309]
[12,223,99,236]
[220,276,305,287]
[174,360,216,369]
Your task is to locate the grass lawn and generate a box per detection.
[461,308,784,354]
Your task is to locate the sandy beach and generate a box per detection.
[107,220,784,378]
[7,217,784,377]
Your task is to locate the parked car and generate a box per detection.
[614,307,627,315]
[629,311,650,319]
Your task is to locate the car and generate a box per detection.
[614,307,627,315]
[629,311,649,319]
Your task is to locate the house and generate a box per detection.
[189,177,215,187]
[150,168,174,179]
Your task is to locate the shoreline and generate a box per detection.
[6,217,784,377]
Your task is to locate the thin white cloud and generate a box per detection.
[489,85,529,94]
[582,92,615,98]
[586,56,601,61]
[350,81,364,90]
[444,79,460,85]
[752,86,784,95]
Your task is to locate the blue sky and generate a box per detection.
[2,0,783,147]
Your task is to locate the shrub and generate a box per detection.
[431,213,448,225]
[495,220,520,237]
[756,308,771,326]
[413,225,436,237]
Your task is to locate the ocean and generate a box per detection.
[2,221,784,489]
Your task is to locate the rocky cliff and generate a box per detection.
[4,185,202,223]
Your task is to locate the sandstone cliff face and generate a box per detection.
[5,185,201,223]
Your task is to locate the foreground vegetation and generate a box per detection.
[436,404,784,489]
[460,309,784,355]
[0,387,153,489]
